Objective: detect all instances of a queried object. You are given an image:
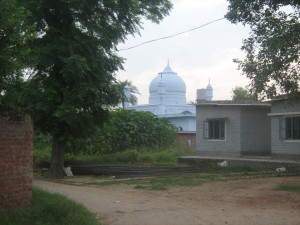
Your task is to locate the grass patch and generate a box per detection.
[134,184,149,189]
[88,173,221,190]
[34,145,196,166]
[0,187,100,225]
[150,183,168,190]
[67,149,196,166]
[86,164,270,191]
[275,183,300,192]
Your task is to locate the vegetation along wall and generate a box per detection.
[0,114,33,212]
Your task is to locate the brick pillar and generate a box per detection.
[0,115,33,212]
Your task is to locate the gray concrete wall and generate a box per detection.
[196,105,241,157]
[240,106,271,156]
[271,100,300,113]
[271,116,300,159]
[271,99,300,159]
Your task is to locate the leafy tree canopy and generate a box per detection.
[0,0,33,107]
[22,0,172,139]
[231,86,257,101]
[226,0,300,99]
[18,0,172,177]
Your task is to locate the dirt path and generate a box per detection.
[34,177,300,225]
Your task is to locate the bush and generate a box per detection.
[63,148,196,166]
[68,109,177,154]
[0,188,100,225]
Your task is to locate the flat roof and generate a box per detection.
[196,100,271,107]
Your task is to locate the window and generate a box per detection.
[285,117,300,140]
[203,119,225,140]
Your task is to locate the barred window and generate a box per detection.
[285,117,300,140]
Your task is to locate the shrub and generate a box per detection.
[68,109,177,154]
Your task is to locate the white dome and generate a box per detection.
[149,65,187,105]
[149,65,186,93]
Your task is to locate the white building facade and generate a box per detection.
[125,64,213,132]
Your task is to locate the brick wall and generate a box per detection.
[0,115,33,212]
[177,132,196,149]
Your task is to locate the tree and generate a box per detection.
[0,0,33,107]
[225,0,300,99]
[118,80,140,108]
[20,0,172,177]
[231,86,257,101]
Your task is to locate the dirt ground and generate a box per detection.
[34,176,300,225]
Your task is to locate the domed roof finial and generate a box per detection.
[167,58,170,67]
[206,77,212,89]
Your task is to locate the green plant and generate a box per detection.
[0,188,100,225]
[67,110,178,154]
[33,145,52,169]
[62,148,195,166]
[88,173,211,190]
[275,183,300,192]
[86,163,273,190]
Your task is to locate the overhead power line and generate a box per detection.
[118,17,225,51]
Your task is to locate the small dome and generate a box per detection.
[149,65,186,94]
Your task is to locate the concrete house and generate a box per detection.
[196,101,271,157]
[269,97,300,159]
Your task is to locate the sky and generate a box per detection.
[116,0,251,104]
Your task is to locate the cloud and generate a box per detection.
[116,0,251,104]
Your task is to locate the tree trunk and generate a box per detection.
[48,135,66,178]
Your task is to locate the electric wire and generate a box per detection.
[118,17,225,51]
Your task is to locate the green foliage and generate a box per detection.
[64,149,195,166]
[12,0,172,177]
[226,0,300,99]
[96,150,139,164]
[89,173,208,190]
[275,183,300,192]
[33,131,52,167]
[0,188,100,225]
[34,130,52,148]
[110,110,177,151]
[231,86,257,101]
[87,164,263,190]
[68,109,177,154]
[118,80,140,108]
[34,146,52,167]
[19,0,172,141]
[34,135,195,165]
[0,0,34,107]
